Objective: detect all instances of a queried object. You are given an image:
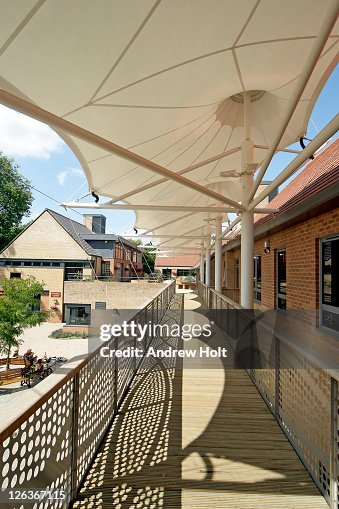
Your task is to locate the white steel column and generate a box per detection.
[200,252,205,284]
[241,93,254,308]
[214,217,222,293]
[205,247,211,287]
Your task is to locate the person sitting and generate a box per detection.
[35,358,45,378]
[23,348,34,369]
[12,348,19,359]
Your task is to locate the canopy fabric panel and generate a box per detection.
[0,0,338,248]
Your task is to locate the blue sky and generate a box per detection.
[0,65,338,236]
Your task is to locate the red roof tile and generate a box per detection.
[254,138,339,228]
[155,254,200,268]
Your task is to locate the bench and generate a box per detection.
[0,367,32,387]
[0,357,25,366]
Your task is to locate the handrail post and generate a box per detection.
[274,336,280,419]
[114,336,118,413]
[330,377,338,509]
[70,372,80,502]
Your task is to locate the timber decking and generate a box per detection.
[72,293,328,509]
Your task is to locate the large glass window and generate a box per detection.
[277,249,286,310]
[254,255,261,302]
[101,261,111,277]
[64,262,87,280]
[65,304,91,325]
[321,237,339,332]
[177,269,196,277]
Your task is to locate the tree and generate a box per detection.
[0,276,51,369]
[129,239,155,273]
[0,153,33,251]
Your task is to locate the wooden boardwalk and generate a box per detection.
[73,293,328,509]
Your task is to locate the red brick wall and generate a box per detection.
[223,207,339,316]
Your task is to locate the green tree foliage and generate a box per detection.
[0,153,33,251]
[0,276,51,367]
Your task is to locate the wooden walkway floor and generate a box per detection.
[73,293,328,509]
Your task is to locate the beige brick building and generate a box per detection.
[0,209,144,325]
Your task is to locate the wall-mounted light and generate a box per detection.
[264,240,270,254]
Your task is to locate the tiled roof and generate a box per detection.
[155,255,200,268]
[47,209,98,256]
[254,138,339,228]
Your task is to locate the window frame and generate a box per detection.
[276,248,287,310]
[253,254,261,302]
[320,235,339,334]
[64,304,91,326]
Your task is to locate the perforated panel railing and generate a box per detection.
[198,281,339,509]
[0,282,175,509]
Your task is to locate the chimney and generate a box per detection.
[83,214,106,234]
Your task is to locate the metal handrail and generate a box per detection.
[198,279,339,508]
[0,281,175,507]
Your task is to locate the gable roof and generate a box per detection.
[46,209,99,256]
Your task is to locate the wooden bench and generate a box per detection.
[0,367,32,387]
[0,357,25,366]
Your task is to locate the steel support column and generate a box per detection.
[200,253,205,284]
[205,247,211,287]
[241,92,254,308]
[214,217,222,293]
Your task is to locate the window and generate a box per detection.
[64,262,89,280]
[234,258,239,289]
[321,236,339,333]
[95,302,106,309]
[115,244,123,259]
[29,294,41,312]
[254,255,261,302]
[101,261,111,277]
[10,272,21,278]
[65,304,91,325]
[125,248,131,261]
[177,269,195,277]
[276,249,286,310]
[162,269,172,279]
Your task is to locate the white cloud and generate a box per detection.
[57,167,84,185]
[0,105,64,159]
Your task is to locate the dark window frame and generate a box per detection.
[276,249,286,310]
[320,235,339,334]
[254,254,261,302]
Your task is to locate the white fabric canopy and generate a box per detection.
[0,0,338,249]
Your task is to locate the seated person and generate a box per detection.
[12,348,19,358]
[23,348,34,368]
[35,358,45,374]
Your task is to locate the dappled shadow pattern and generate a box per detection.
[72,293,327,509]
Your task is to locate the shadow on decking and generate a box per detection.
[73,293,326,508]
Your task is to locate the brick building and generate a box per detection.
[0,209,144,324]
[155,254,199,290]
[220,138,339,332]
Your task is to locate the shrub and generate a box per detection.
[48,329,89,339]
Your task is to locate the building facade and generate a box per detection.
[0,209,144,324]
[220,139,339,332]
